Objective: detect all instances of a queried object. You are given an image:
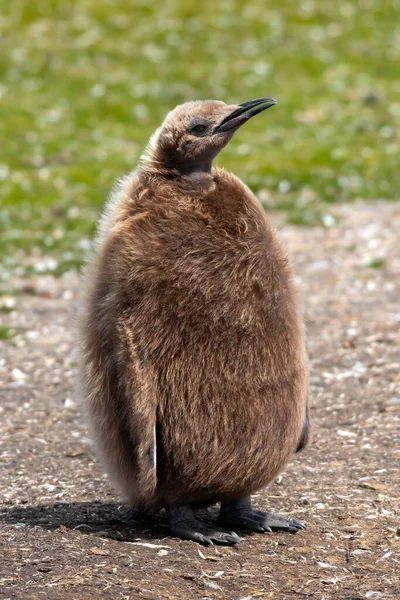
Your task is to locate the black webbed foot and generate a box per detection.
[219,496,305,534]
[167,504,240,546]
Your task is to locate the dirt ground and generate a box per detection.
[1,201,399,600]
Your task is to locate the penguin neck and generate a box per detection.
[147,152,214,178]
[177,158,213,176]
[145,167,216,194]
[142,151,216,192]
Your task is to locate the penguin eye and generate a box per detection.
[190,123,208,136]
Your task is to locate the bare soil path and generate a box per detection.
[1,202,399,600]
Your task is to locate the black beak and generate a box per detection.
[215,97,277,133]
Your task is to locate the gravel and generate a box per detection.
[1,201,399,599]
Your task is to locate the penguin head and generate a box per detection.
[142,98,276,176]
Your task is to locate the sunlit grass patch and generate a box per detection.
[0,325,16,340]
[366,258,387,269]
[1,0,399,274]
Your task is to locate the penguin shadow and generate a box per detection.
[0,501,177,543]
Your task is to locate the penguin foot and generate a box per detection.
[219,496,305,534]
[126,506,146,520]
[167,504,240,546]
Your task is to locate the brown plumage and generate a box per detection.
[79,98,309,545]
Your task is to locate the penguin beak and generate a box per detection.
[215,97,277,134]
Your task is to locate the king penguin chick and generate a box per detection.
[80,97,310,546]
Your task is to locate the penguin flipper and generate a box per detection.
[120,330,159,505]
[296,404,310,453]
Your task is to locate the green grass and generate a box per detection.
[0,325,16,340]
[1,0,399,276]
[366,258,386,269]
[0,305,14,313]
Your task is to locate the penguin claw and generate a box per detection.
[291,519,306,530]
[261,512,306,532]
[167,504,240,546]
[220,504,306,534]
[171,522,240,546]
[215,531,241,546]
[192,533,213,546]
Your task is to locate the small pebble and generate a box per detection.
[11,368,26,381]
[385,397,400,406]
[64,397,77,410]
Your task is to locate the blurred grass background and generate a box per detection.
[1,0,399,280]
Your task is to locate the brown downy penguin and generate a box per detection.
[80,97,310,546]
